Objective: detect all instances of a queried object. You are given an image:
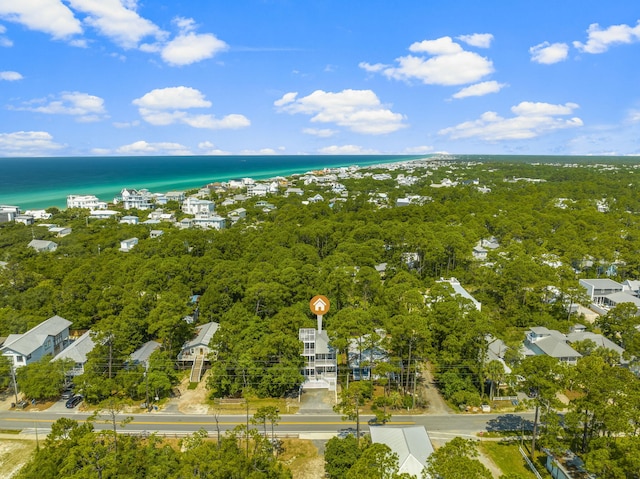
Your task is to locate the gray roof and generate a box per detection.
[130,340,161,365]
[566,331,625,356]
[315,330,332,355]
[182,322,219,350]
[534,337,581,359]
[52,330,95,363]
[28,239,57,250]
[2,315,71,356]
[370,426,433,477]
[580,278,622,289]
[605,292,640,307]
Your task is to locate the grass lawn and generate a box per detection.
[479,441,549,478]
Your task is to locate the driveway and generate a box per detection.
[420,362,453,415]
[297,389,337,415]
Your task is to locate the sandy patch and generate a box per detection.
[0,437,37,479]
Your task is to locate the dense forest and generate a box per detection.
[3,158,640,477]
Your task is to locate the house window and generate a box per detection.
[17,355,24,362]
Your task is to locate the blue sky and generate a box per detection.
[0,0,639,157]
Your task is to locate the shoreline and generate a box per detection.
[3,152,635,212]
[1,155,433,212]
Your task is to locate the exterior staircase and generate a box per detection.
[190,355,204,383]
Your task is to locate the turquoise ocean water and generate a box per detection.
[0,155,422,210]
[2,154,637,211]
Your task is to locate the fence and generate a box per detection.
[519,446,543,479]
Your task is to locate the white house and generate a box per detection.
[182,197,215,216]
[192,215,226,230]
[28,239,57,252]
[1,315,71,368]
[120,215,139,225]
[299,327,337,391]
[285,187,304,196]
[0,206,19,223]
[15,215,34,225]
[246,183,269,197]
[523,327,582,365]
[48,226,72,237]
[370,426,434,478]
[116,188,153,210]
[148,210,176,222]
[178,322,219,363]
[226,179,244,189]
[51,330,95,376]
[579,278,623,305]
[24,210,52,220]
[565,324,626,365]
[120,237,138,252]
[166,191,186,202]
[130,340,161,367]
[89,209,119,220]
[67,195,107,210]
[579,278,640,314]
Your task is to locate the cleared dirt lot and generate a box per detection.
[0,437,37,479]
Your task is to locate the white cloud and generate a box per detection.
[160,16,228,66]
[529,41,569,64]
[410,37,463,55]
[457,33,493,48]
[273,92,298,107]
[302,128,337,137]
[0,0,82,39]
[161,31,227,65]
[628,109,640,123]
[67,0,163,49]
[573,21,640,54]
[0,130,64,156]
[90,147,111,155]
[317,145,380,155]
[275,89,406,135]
[181,113,250,129]
[12,91,107,122]
[359,62,386,73]
[511,101,578,116]
[116,140,192,155]
[132,86,250,130]
[439,101,583,141]
[452,80,506,99]
[198,141,230,155]
[0,24,11,46]
[403,145,434,154]
[362,36,494,86]
[133,86,211,110]
[0,1,227,66]
[240,148,278,155]
[0,71,22,81]
[112,120,140,128]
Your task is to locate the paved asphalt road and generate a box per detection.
[0,409,535,439]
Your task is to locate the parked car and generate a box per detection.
[61,389,74,400]
[367,417,387,426]
[65,395,83,408]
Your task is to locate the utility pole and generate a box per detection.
[245,397,250,456]
[412,358,417,410]
[10,363,19,406]
[145,362,150,408]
